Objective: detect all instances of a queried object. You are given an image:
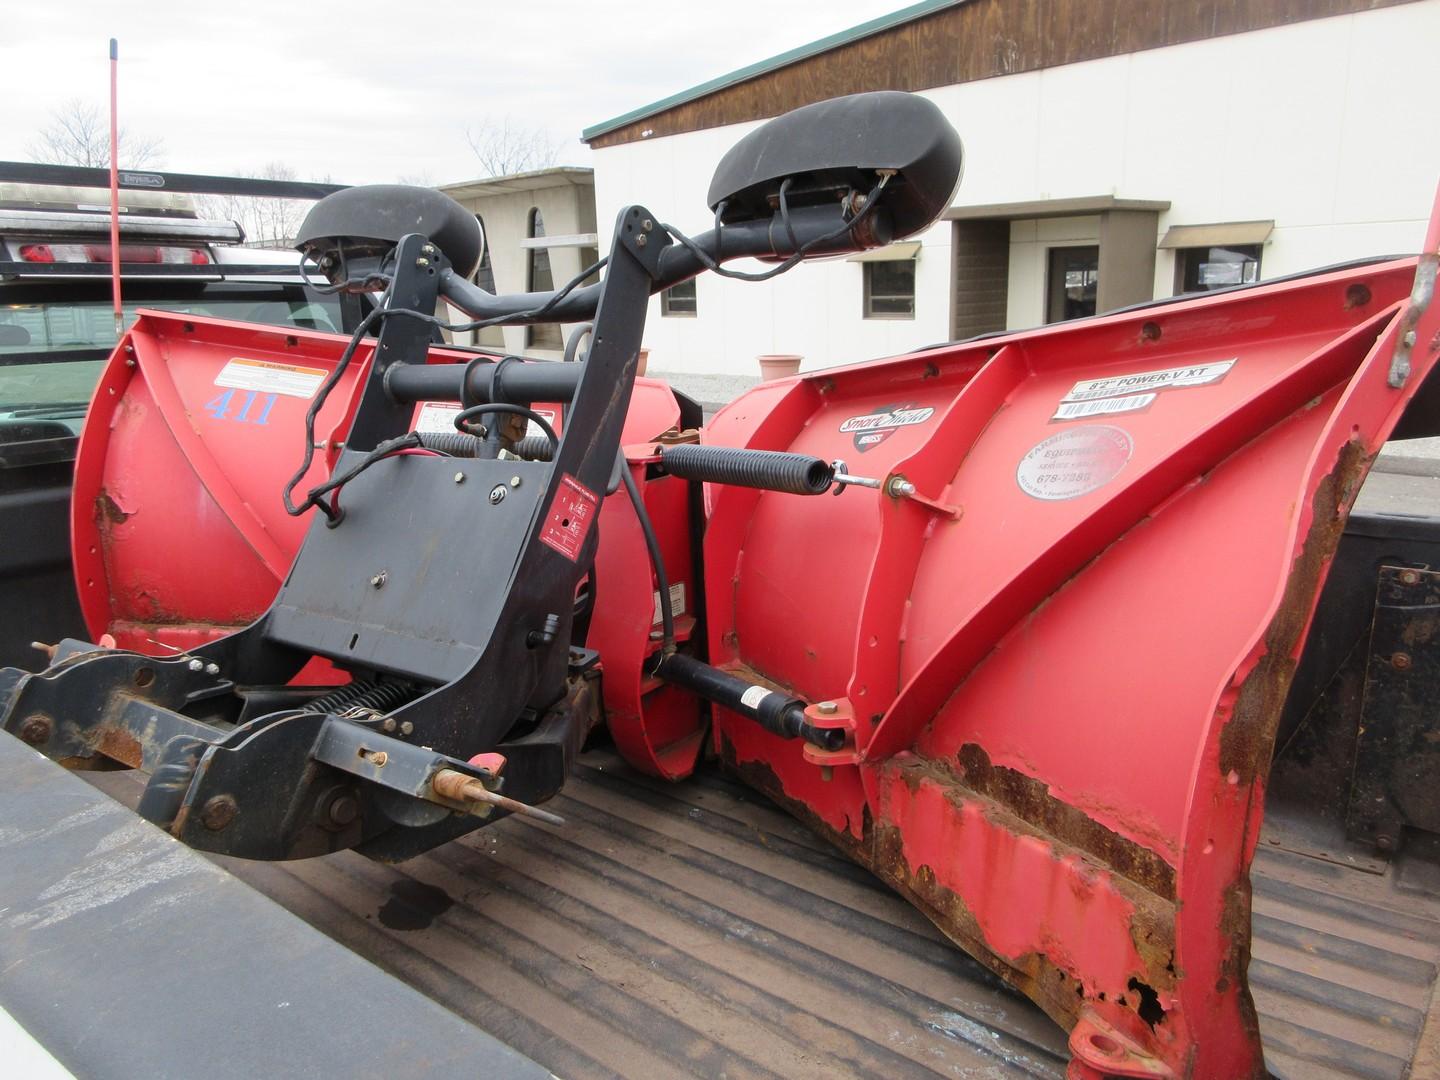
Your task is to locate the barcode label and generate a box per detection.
[1052,393,1155,421]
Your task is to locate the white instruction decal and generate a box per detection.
[526,408,557,438]
[214,357,326,399]
[1063,359,1235,403]
[415,401,462,433]
[1052,393,1155,422]
[1016,425,1133,501]
[740,685,774,710]
[652,582,687,626]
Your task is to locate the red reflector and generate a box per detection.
[189,248,210,265]
[85,244,163,263]
[18,244,55,263]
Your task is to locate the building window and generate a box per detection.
[1175,245,1261,294]
[1046,246,1099,323]
[526,207,562,350]
[863,259,915,319]
[661,279,697,317]
[578,245,601,287]
[470,215,505,347]
[473,215,496,293]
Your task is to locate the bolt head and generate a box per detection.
[415,257,430,267]
[1393,652,1413,671]
[1400,569,1421,586]
[636,233,648,247]
[370,571,387,589]
[18,715,51,745]
[204,662,220,676]
[1376,834,1395,851]
[200,794,238,831]
[381,717,397,732]
[187,658,204,672]
[509,476,521,488]
[816,701,838,715]
[326,793,359,827]
[454,472,466,484]
[489,485,507,504]
[400,721,414,736]
[641,219,653,232]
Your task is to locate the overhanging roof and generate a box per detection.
[1158,220,1274,249]
[440,166,594,202]
[847,241,921,262]
[945,195,1171,220]
[581,0,963,143]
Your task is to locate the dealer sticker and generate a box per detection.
[838,403,936,453]
[215,357,326,399]
[539,473,600,562]
[1063,359,1234,403]
[1016,425,1133,501]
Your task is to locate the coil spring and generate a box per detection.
[305,680,418,716]
[660,444,833,495]
[415,430,482,457]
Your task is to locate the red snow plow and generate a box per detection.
[5,91,1440,1078]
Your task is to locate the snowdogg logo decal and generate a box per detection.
[838,404,936,453]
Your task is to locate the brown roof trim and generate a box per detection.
[587,0,1418,150]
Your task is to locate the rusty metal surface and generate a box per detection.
[82,748,1440,1078]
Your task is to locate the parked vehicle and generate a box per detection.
[3,94,1440,1079]
[0,163,355,668]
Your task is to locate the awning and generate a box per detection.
[846,241,921,263]
[518,232,600,250]
[1158,221,1273,249]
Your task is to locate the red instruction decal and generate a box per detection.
[539,473,599,562]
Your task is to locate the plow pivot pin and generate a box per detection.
[432,768,565,826]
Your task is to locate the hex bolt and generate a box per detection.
[400,721,414,736]
[815,701,838,715]
[18,715,51,745]
[360,749,388,767]
[415,257,430,267]
[1376,834,1395,851]
[509,476,521,488]
[421,243,436,255]
[454,472,466,484]
[188,658,204,672]
[201,794,238,831]
[489,485,507,504]
[1400,569,1421,586]
[641,219,653,232]
[1392,652,1413,671]
[381,717,397,733]
[370,571,387,589]
[204,662,220,676]
[636,233,648,247]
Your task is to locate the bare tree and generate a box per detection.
[464,117,559,178]
[199,162,311,248]
[28,98,164,169]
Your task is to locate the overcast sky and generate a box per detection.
[0,1,903,185]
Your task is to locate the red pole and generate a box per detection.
[108,38,122,340]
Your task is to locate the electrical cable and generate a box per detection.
[660,172,890,284]
[619,458,675,659]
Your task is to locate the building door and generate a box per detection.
[1046,246,1100,323]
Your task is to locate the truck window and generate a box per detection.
[0,282,342,439]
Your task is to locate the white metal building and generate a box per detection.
[581,0,1440,377]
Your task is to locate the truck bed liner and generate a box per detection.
[89,747,1440,1079]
